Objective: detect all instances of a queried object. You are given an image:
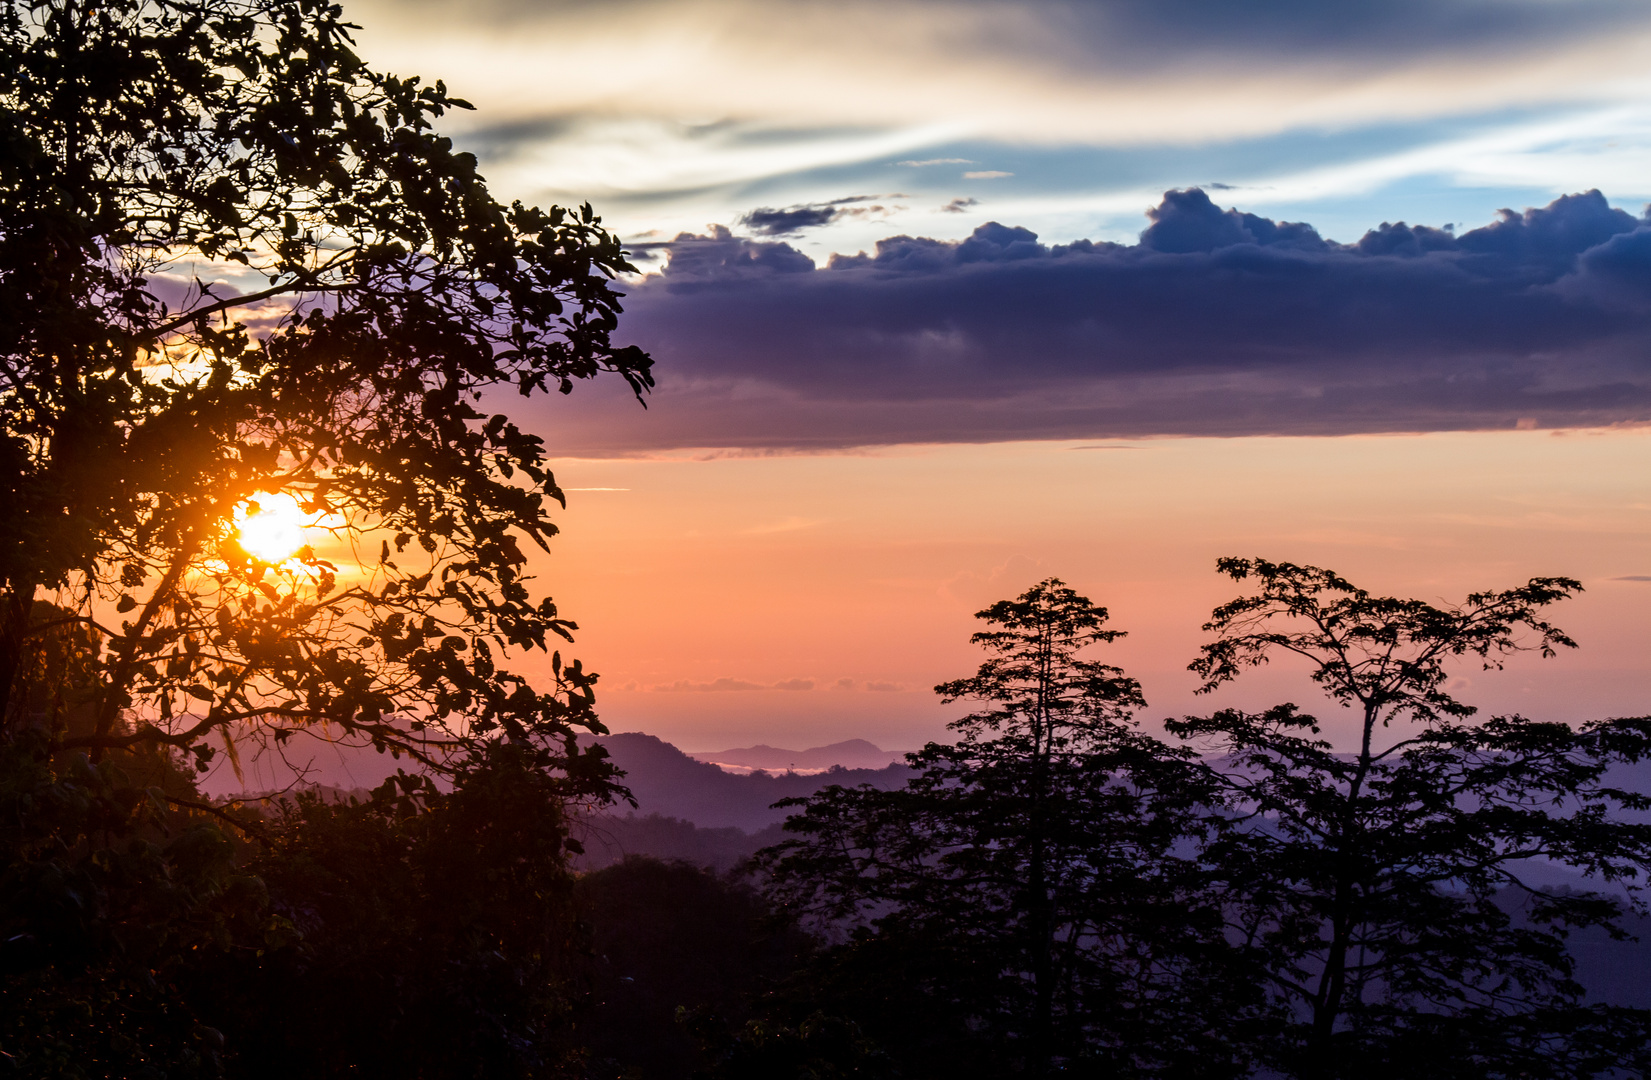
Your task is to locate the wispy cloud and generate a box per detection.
[963,170,1013,179]
[343,0,1651,272]
[650,676,816,691]
[355,0,1651,147]
[826,677,908,691]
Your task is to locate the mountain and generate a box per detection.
[688,738,907,773]
[569,813,789,874]
[579,732,916,832]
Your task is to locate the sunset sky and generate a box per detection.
[336,0,1651,756]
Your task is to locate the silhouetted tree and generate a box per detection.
[1170,558,1651,1079]
[759,580,1252,1078]
[0,0,645,1072]
[0,727,275,1078]
[0,0,648,785]
[0,603,272,1077]
[573,856,815,1079]
[182,748,588,1080]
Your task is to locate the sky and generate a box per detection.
[321,0,1651,756]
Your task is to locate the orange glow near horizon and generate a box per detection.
[514,426,1651,755]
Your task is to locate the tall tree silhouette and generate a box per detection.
[1171,558,1651,1079]
[0,0,649,788]
[760,579,1250,1078]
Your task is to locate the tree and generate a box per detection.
[0,2,648,1072]
[182,747,590,1080]
[0,605,279,1078]
[0,0,650,790]
[759,580,1250,1078]
[572,856,816,1079]
[1169,558,1651,1078]
[0,726,276,1078]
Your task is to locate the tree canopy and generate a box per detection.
[1171,558,1651,1078]
[760,580,1248,1079]
[0,3,660,1072]
[757,566,1651,1080]
[0,0,652,789]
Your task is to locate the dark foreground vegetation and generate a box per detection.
[3,0,1650,1076]
[8,565,1651,1080]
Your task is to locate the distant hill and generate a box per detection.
[1568,907,1651,1009]
[688,738,907,773]
[579,731,916,832]
[569,813,788,874]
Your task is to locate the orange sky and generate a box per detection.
[509,426,1651,753]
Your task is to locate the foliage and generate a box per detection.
[681,1009,892,1080]
[1169,557,1651,1078]
[574,856,815,1079]
[759,580,1252,1078]
[0,0,649,787]
[0,0,650,1072]
[184,746,588,1079]
[0,731,276,1079]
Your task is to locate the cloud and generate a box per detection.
[742,204,840,235]
[942,197,979,213]
[655,224,817,278]
[1559,227,1651,309]
[353,0,1651,148]
[543,188,1651,453]
[739,195,894,236]
[1611,575,1651,582]
[653,677,768,692]
[824,677,906,691]
[900,157,977,166]
[1139,187,1330,253]
[344,0,1651,271]
[651,676,815,691]
[963,170,1013,179]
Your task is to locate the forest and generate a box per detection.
[2,1,1650,1077]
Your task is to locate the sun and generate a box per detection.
[235,492,311,563]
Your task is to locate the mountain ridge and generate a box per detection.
[687,737,907,772]
[577,731,916,832]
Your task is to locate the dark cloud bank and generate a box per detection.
[567,189,1651,452]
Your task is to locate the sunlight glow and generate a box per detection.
[236,492,312,563]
